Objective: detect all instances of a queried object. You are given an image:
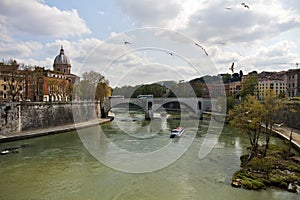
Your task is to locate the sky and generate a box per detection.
[0,0,299,87]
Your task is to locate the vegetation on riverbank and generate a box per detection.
[231,145,300,193]
[228,86,299,193]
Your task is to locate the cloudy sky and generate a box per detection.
[0,0,299,87]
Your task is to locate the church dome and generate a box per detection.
[53,46,71,66]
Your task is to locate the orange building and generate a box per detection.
[0,47,79,103]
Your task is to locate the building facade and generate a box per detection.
[0,47,79,103]
[53,46,79,84]
[258,79,286,100]
[0,60,26,103]
[285,69,300,98]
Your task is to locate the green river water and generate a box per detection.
[0,108,298,200]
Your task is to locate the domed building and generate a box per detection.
[53,46,71,74]
[36,46,79,102]
[53,46,79,84]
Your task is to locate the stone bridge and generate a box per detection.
[104,97,215,120]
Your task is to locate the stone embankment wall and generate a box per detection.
[0,101,100,135]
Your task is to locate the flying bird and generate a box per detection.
[167,52,174,56]
[194,42,209,56]
[225,7,232,10]
[229,62,235,73]
[241,3,249,9]
[218,42,227,45]
[124,41,131,45]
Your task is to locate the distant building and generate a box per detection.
[258,79,286,100]
[0,47,79,103]
[28,67,71,102]
[285,68,300,97]
[53,46,79,84]
[229,81,241,98]
[0,60,26,103]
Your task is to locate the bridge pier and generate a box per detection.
[145,100,153,120]
[145,110,153,120]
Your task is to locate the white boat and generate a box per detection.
[1,150,10,155]
[170,127,185,138]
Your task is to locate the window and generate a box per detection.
[63,68,66,73]
[3,93,7,99]
[3,77,6,82]
[3,85,6,91]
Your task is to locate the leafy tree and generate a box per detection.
[191,82,205,97]
[226,95,237,112]
[77,71,111,103]
[228,95,265,160]
[239,70,243,81]
[95,82,111,103]
[82,70,107,85]
[112,85,138,98]
[262,90,281,155]
[221,73,231,84]
[240,75,258,100]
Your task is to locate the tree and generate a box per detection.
[191,82,205,97]
[77,71,110,102]
[262,90,282,155]
[228,95,265,160]
[95,82,111,103]
[240,75,258,100]
[82,71,107,85]
[7,76,22,102]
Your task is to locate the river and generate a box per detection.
[0,108,298,200]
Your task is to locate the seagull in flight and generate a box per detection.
[218,42,227,45]
[194,42,209,56]
[167,52,174,56]
[241,3,249,9]
[229,62,235,73]
[124,40,131,45]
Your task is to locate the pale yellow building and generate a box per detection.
[258,79,286,100]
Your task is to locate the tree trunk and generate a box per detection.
[287,129,293,158]
[264,124,272,156]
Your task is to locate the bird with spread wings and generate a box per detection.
[194,42,209,56]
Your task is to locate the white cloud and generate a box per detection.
[98,10,105,15]
[114,0,182,27]
[0,0,91,37]
[1,0,300,87]
[210,40,299,74]
[114,0,300,45]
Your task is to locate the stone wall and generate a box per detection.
[0,101,100,135]
[0,103,20,134]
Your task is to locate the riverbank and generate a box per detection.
[231,145,300,193]
[230,125,300,193]
[0,117,113,142]
[272,126,300,151]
